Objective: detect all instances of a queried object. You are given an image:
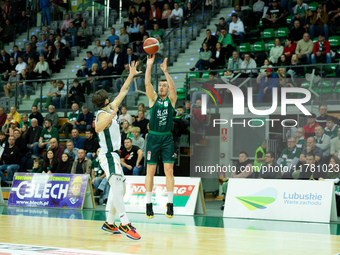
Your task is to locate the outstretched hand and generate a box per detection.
[160,58,168,73]
[129,61,142,76]
[147,54,155,67]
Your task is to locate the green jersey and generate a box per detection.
[68,110,80,122]
[149,96,174,133]
[20,120,31,128]
[91,158,104,177]
[325,126,338,140]
[40,126,59,142]
[279,146,301,167]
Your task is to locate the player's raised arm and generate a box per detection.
[110,61,142,109]
[95,108,119,133]
[160,58,177,108]
[145,55,158,106]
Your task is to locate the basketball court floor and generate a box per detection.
[1,205,340,255]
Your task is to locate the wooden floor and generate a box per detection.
[1,215,340,255]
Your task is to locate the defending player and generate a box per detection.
[144,55,177,219]
[93,61,141,240]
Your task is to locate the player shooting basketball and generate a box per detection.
[144,55,177,219]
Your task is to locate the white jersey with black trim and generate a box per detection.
[95,109,121,154]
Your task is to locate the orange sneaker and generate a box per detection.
[102,222,120,234]
[118,223,141,240]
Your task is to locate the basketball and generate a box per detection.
[143,38,159,55]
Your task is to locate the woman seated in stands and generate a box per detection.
[128,17,140,42]
[30,35,38,52]
[209,42,226,70]
[269,38,284,65]
[42,150,58,174]
[160,3,172,29]
[286,54,304,83]
[278,54,288,66]
[282,37,296,64]
[44,45,55,70]
[190,43,212,73]
[92,40,103,59]
[87,63,99,92]
[26,57,36,79]
[120,27,130,46]
[260,59,273,73]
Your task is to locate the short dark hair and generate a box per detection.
[92,89,108,108]
[326,117,335,122]
[121,105,127,110]
[177,106,184,110]
[206,29,211,32]
[125,138,132,143]
[219,17,225,21]
[231,14,238,18]
[306,153,315,158]
[239,151,248,157]
[85,129,93,134]
[32,105,38,108]
[45,119,52,125]
[86,51,93,55]
[266,151,275,159]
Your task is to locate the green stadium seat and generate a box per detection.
[189,87,200,93]
[316,81,333,94]
[313,38,318,44]
[239,42,251,53]
[301,81,314,89]
[176,87,186,93]
[253,41,265,52]
[329,36,340,48]
[308,2,319,12]
[261,29,275,39]
[218,71,224,76]
[334,81,340,93]
[189,72,199,78]
[177,94,186,100]
[266,41,275,51]
[277,27,289,38]
[202,72,209,78]
[286,15,293,25]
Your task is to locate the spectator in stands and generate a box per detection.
[240,54,257,77]
[227,51,242,72]
[217,28,235,56]
[19,114,30,128]
[209,42,227,70]
[32,119,59,157]
[268,38,284,65]
[45,105,58,128]
[331,128,340,157]
[81,51,101,77]
[0,136,20,182]
[257,68,279,103]
[310,6,329,40]
[253,0,265,23]
[60,13,73,35]
[22,45,35,64]
[138,103,150,120]
[64,22,77,47]
[71,129,84,149]
[64,140,79,160]
[113,38,123,52]
[100,40,113,62]
[29,105,43,127]
[77,21,91,49]
[296,127,306,149]
[139,6,149,29]
[202,29,217,51]
[2,115,12,136]
[325,117,339,139]
[55,34,68,48]
[226,4,244,24]
[52,80,68,109]
[95,60,113,92]
[47,138,65,161]
[73,13,83,29]
[295,33,313,64]
[290,20,305,45]
[2,57,16,82]
[68,79,85,106]
[126,6,140,27]
[17,10,29,34]
[283,37,296,64]
[124,47,138,65]
[128,17,141,42]
[229,14,245,45]
[39,0,50,26]
[0,108,7,128]
[263,0,285,29]
[31,158,43,173]
[71,149,91,174]
[300,137,323,163]
[259,59,273,73]
[108,46,125,75]
[149,3,161,27]
[311,33,331,64]
[74,105,93,133]
[15,57,27,74]
[9,120,20,136]
[59,103,80,139]
[34,55,50,79]
[3,69,19,97]
[314,125,331,159]
[190,43,212,72]
[151,23,163,40]
[55,153,73,173]
[10,46,21,64]
[83,129,99,160]
[0,49,10,73]
[108,28,119,45]
[258,151,281,179]
[133,110,149,138]
[51,42,65,73]
[91,149,106,193]
[119,27,130,46]
[26,57,36,80]
[44,44,54,68]
[277,137,301,175]
[119,106,132,124]
[32,80,56,108]
[286,54,304,82]
[160,3,171,29]
[131,126,145,153]
[215,17,228,37]
[87,63,100,92]
[304,113,319,138]
[278,54,288,66]
[93,40,103,59]
[170,2,183,27]
[291,0,309,28]
[0,19,13,43]
[42,149,58,173]
[316,105,329,127]
[299,153,325,179]
[133,25,149,50]
[36,35,47,57]
[120,138,143,175]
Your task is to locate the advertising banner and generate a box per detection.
[7,173,94,209]
[124,176,205,216]
[223,179,337,223]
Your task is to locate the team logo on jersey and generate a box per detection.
[164,101,168,107]
[147,151,151,160]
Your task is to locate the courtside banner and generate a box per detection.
[223,179,337,223]
[124,176,205,215]
[7,173,95,209]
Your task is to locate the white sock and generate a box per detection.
[146,192,152,203]
[168,192,174,203]
[120,213,130,226]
